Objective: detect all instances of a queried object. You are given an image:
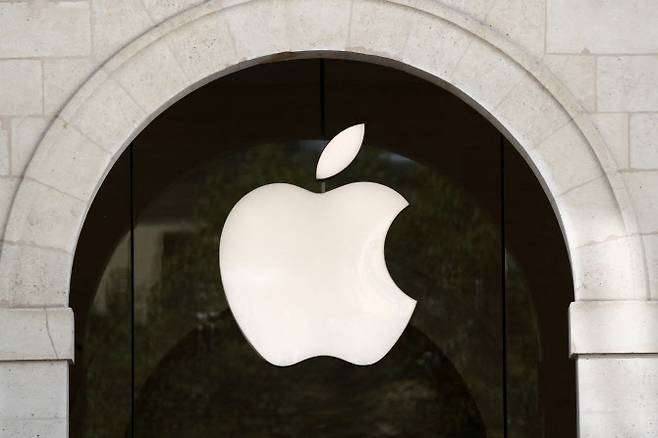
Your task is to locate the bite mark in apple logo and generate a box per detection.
[219,124,417,366]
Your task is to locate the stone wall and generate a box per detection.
[0,1,656,437]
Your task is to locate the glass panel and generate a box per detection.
[70,151,132,437]
[132,59,503,437]
[69,57,576,437]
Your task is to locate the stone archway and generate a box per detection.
[0,0,650,427]
[0,0,647,309]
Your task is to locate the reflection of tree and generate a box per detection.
[80,143,541,437]
[133,310,485,437]
[78,270,131,438]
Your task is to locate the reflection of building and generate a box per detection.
[95,223,195,324]
[1,2,657,437]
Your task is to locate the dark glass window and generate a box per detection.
[70,59,576,437]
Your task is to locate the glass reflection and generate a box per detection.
[132,142,501,437]
[69,58,575,438]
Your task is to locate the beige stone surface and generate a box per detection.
[3,179,86,253]
[285,0,351,53]
[543,54,596,112]
[572,235,646,300]
[44,58,97,116]
[570,301,658,354]
[224,0,288,61]
[486,0,545,56]
[0,308,74,361]
[598,56,658,112]
[0,60,42,116]
[349,0,417,59]
[25,118,112,201]
[404,12,471,82]
[165,10,237,85]
[577,356,658,438]
[10,117,50,176]
[591,113,629,169]
[0,177,19,235]
[547,0,658,54]
[630,113,658,169]
[529,120,602,196]
[144,0,205,22]
[113,40,188,116]
[0,361,68,419]
[623,171,658,234]
[0,244,72,307]
[439,0,496,21]
[0,419,67,438]
[62,78,145,155]
[556,176,626,248]
[92,0,154,61]
[0,1,91,58]
[0,120,8,175]
[495,71,570,150]
[450,38,525,113]
[644,234,658,299]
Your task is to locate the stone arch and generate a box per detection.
[0,0,648,311]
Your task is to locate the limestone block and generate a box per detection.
[62,78,145,156]
[623,171,658,234]
[224,0,288,62]
[450,38,525,114]
[404,12,472,83]
[556,177,626,248]
[3,179,86,253]
[630,113,658,170]
[348,0,417,60]
[93,0,154,61]
[113,40,189,117]
[529,120,602,196]
[0,419,67,438]
[0,61,42,116]
[0,120,8,175]
[43,58,97,116]
[598,56,658,112]
[571,235,646,300]
[0,361,68,420]
[144,0,205,22]
[547,0,658,54]
[165,10,238,85]
[428,0,496,21]
[0,177,19,235]
[25,118,111,201]
[644,235,658,299]
[284,0,351,53]
[0,1,90,58]
[0,308,74,362]
[577,356,658,437]
[571,301,658,354]
[495,71,571,150]
[543,54,596,112]
[591,113,629,169]
[486,0,545,56]
[10,117,50,176]
[0,244,71,307]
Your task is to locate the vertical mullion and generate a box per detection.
[500,134,508,437]
[129,142,136,437]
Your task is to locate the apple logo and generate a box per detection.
[219,124,416,366]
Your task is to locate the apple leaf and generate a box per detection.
[316,123,365,179]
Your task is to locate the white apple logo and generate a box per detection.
[219,124,416,366]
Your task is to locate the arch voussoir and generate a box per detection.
[0,0,647,308]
